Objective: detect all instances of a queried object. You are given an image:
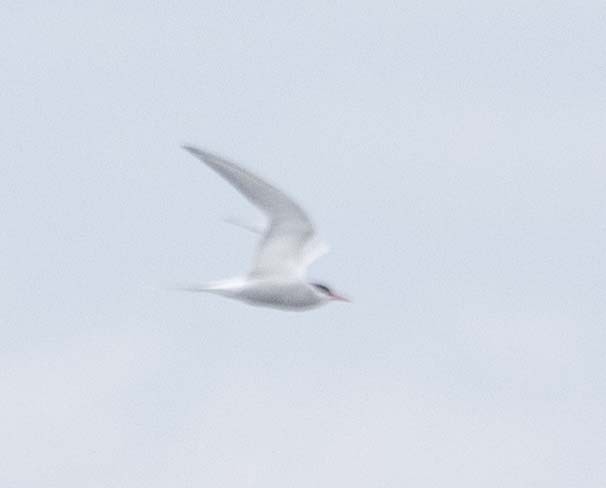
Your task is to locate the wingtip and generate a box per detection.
[182,144,218,163]
[181,144,200,155]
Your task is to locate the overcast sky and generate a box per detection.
[2,1,606,486]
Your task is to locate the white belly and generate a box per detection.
[236,280,325,310]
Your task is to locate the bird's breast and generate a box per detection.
[237,280,324,310]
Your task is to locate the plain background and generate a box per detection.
[2,2,605,486]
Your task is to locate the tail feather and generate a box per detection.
[170,278,244,296]
[173,284,215,293]
[223,216,264,234]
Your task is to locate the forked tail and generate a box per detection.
[172,278,244,296]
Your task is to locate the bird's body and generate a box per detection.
[188,278,328,310]
[180,145,347,311]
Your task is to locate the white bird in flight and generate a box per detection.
[181,145,349,311]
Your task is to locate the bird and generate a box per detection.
[180,145,349,311]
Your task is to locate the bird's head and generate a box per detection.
[310,282,350,303]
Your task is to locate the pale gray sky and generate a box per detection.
[2,1,606,486]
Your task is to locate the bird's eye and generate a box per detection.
[312,283,332,295]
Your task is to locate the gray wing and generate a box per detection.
[183,146,328,278]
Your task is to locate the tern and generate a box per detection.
[181,145,349,311]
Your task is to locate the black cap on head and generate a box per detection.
[311,282,332,295]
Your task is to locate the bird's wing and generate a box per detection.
[183,145,328,278]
